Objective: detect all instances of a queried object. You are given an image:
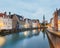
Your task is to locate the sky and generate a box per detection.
[0,0,60,22]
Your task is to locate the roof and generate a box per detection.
[0,13,5,17]
[54,9,60,16]
[16,14,23,18]
[50,18,53,23]
[58,9,60,16]
[10,14,23,20]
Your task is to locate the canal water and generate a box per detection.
[0,29,50,48]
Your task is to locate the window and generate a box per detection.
[58,16,60,20]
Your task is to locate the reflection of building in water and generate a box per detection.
[32,29,40,35]
[42,31,46,40]
[38,29,40,32]
[11,33,28,43]
[23,30,32,37]
[23,29,40,37]
[11,31,32,42]
[11,33,20,41]
[0,36,6,46]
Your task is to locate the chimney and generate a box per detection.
[9,12,11,18]
[4,12,7,15]
[9,12,11,16]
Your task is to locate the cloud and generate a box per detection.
[0,0,60,22]
[31,8,54,22]
[32,8,44,16]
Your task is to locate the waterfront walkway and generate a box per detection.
[47,26,60,37]
[47,31,60,48]
[46,26,60,48]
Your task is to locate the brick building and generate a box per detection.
[54,9,60,31]
[0,12,12,30]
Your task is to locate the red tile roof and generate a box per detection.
[0,13,6,17]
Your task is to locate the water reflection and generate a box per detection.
[1,29,50,48]
[0,36,6,47]
[1,29,60,48]
[32,29,38,35]
[41,29,46,40]
[23,30,32,37]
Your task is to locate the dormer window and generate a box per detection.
[20,17,23,20]
[58,10,60,20]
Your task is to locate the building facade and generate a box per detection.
[32,19,40,28]
[0,12,12,30]
[24,18,32,28]
[50,18,54,28]
[53,9,60,31]
[10,14,24,29]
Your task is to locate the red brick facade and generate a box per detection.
[0,12,7,17]
[54,10,58,31]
